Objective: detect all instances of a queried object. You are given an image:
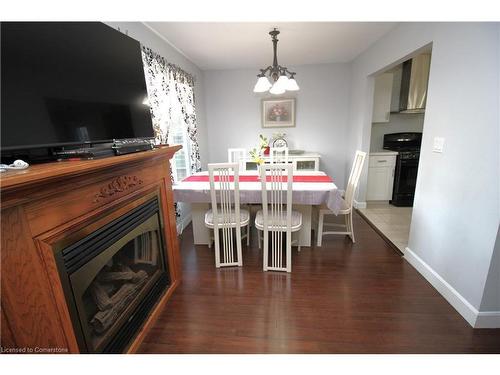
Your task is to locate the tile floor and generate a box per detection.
[358,202,412,252]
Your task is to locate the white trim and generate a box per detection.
[354,200,367,209]
[475,311,500,328]
[404,247,500,328]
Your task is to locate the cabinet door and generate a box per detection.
[294,158,319,171]
[366,166,394,200]
[245,161,258,171]
[372,73,393,123]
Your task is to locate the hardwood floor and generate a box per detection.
[137,212,500,353]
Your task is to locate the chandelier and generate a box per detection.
[253,28,299,94]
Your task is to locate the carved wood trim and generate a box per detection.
[0,146,181,353]
[93,175,143,203]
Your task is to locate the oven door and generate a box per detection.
[392,158,419,206]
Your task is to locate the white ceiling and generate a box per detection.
[145,22,398,70]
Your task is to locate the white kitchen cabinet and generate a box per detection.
[366,153,397,201]
[372,73,393,123]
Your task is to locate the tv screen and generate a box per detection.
[1,22,154,151]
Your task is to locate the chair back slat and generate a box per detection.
[344,151,367,208]
[208,163,242,267]
[260,163,293,272]
[227,148,246,170]
[270,146,289,164]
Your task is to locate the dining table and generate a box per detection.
[173,170,341,247]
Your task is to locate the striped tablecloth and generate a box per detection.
[173,170,342,214]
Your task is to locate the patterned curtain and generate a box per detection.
[141,46,201,175]
[173,81,201,173]
[141,46,201,226]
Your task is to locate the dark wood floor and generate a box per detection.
[138,212,500,353]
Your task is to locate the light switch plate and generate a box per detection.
[433,137,445,153]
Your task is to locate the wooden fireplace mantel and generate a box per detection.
[1,146,182,353]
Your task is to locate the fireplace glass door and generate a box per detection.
[56,198,170,353]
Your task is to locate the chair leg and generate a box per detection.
[317,211,324,247]
[213,228,220,268]
[257,229,262,249]
[236,226,243,267]
[286,232,292,273]
[208,229,212,248]
[247,223,250,246]
[344,213,350,236]
[349,212,355,243]
[263,230,268,271]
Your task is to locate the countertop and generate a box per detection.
[369,150,399,156]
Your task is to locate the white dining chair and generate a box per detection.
[317,150,366,246]
[227,148,247,171]
[255,163,302,273]
[227,147,251,240]
[270,146,289,164]
[205,163,250,268]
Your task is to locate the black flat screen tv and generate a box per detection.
[1,22,154,152]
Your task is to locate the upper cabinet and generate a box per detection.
[390,65,403,113]
[372,73,394,123]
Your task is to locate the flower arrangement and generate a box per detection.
[249,134,269,165]
[268,104,289,121]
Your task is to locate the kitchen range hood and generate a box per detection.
[399,53,431,113]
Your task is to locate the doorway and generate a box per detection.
[358,47,432,253]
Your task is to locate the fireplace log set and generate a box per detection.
[89,263,149,334]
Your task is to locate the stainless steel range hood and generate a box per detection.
[399,54,431,113]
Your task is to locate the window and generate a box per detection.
[167,100,191,183]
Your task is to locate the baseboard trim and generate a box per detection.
[475,311,500,328]
[354,200,367,209]
[404,247,500,328]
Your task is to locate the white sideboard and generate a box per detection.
[244,152,321,172]
[366,151,397,201]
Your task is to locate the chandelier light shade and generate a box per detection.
[253,75,272,92]
[286,75,300,91]
[269,82,286,95]
[253,28,299,94]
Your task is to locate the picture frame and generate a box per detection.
[261,98,295,128]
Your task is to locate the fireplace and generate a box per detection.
[54,198,170,353]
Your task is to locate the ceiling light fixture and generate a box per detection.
[253,28,299,94]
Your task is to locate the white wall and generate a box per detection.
[346,22,500,326]
[105,22,209,231]
[203,63,351,187]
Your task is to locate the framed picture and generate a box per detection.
[261,98,295,128]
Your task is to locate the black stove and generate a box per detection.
[383,132,422,207]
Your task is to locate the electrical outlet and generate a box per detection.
[433,137,445,153]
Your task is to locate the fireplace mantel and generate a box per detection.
[1,146,182,353]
